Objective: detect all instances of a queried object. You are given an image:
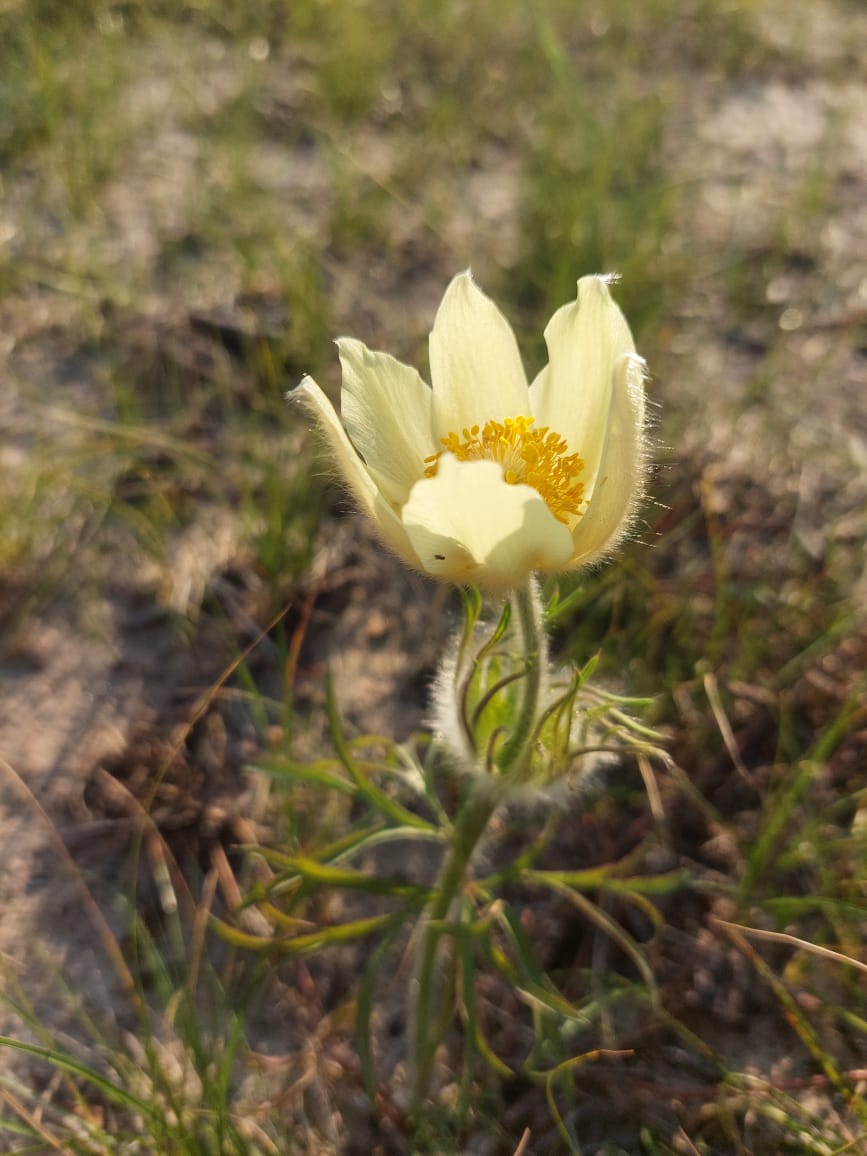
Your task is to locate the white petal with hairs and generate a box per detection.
[294,271,648,590]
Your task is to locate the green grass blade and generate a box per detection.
[326,674,434,830]
[355,913,409,1099]
[264,853,433,900]
[458,928,513,1079]
[211,910,403,954]
[0,1036,154,1118]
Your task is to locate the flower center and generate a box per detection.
[424,415,585,524]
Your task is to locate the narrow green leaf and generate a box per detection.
[491,908,590,1022]
[270,854,432,900]
[321,824,444,863]
[602,870,692,897]
[459,929,512,1078]
[209,911,400,954]
[763,897,867,923]
[523,864,617,891]
[248,756,356,795]
[356,914,409,1100]
[524,865,690,898]
[544,581,588,625]
[326,674,433,830]
[546,1068,582,1155]
[576,651,600,685]
[485,597,513,651]
[0,1036,154,1118]
[541,879,658,1002]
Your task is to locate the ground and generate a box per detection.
[1,1,866,1153]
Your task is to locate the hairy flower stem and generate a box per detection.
[410,782,498,1109]
[410,582,544,1110]
[495,581,544,777]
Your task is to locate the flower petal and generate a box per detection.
[293,376,423,569]
[569,353,647,564]
[429,271,530,441]
[529,276,635,490]
[338,338,436,505]
[401,454,574,589]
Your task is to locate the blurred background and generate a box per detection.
[1,1,866,1152]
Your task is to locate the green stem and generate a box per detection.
[495,580,544,776]
[410,581,545,1110]
[410,781,498,1110]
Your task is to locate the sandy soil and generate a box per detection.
[1,1,866,1149]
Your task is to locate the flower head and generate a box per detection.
[294,272,647,591]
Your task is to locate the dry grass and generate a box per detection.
[1,0,866,1152]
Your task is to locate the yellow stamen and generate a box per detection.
[424,416,585,524]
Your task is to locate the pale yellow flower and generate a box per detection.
[295,272,647,590]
